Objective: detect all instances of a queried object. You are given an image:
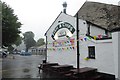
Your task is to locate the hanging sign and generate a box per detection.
[51,22,75,40]
[58,30,67,37]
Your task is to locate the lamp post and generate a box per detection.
[76,13,80,72]
[44,33,47,63]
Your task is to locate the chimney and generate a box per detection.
[62,2,67,14]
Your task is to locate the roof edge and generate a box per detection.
[86,21,110,31]
[44,12,62,36]
[44,12,75,36]
[110,27,120,32]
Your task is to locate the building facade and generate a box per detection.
[45,1,120,79]
[29,45,46,55]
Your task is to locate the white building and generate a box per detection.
[29,45,46,55]
[45,1,120,79]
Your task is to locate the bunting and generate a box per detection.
[47,46,75,51]
[48,33,109,45]
[47,34,110,52]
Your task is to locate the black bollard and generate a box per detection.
[42,60,46,63]
[38,64,43,73]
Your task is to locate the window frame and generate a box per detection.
[88,46,95,59]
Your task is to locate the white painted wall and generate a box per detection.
[46,12,77,66]
[78,17,115,75]
[79,39,114,74]
[46,12,115,77]
[119,32,120,79]
[90,25,105,37]
[112,32,120,79]
[79,19,87,36]
[112,32,118,78]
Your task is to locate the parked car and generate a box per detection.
[17,51,21,54]
[13,51,21,54]
[20,52,32,56]
[1,51,7,58]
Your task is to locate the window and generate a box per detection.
[88,46,95,59]
[105,30,108,35]
[87,24,90,35]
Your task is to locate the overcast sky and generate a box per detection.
[2,0,120,41]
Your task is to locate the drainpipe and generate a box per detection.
[45,35,47,62]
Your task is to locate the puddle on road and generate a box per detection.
[24,74,31,78]
[23,68,30,73]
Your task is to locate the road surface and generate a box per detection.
[1,54,45,79]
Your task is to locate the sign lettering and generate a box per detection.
[52,22,75,40]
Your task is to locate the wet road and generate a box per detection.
[1,55,45,78]
[0,58,2,79]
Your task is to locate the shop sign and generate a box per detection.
[51,22,75,40]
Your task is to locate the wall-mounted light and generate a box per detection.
[58,21,62,23]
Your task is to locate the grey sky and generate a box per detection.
[2,0,120,41]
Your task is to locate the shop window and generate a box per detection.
[88,46,95,59]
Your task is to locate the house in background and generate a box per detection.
[37,45,46,55]
[29,45,46,55]
[16,40,26,51]
[45,1,120,80]
[12,40,26,53]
